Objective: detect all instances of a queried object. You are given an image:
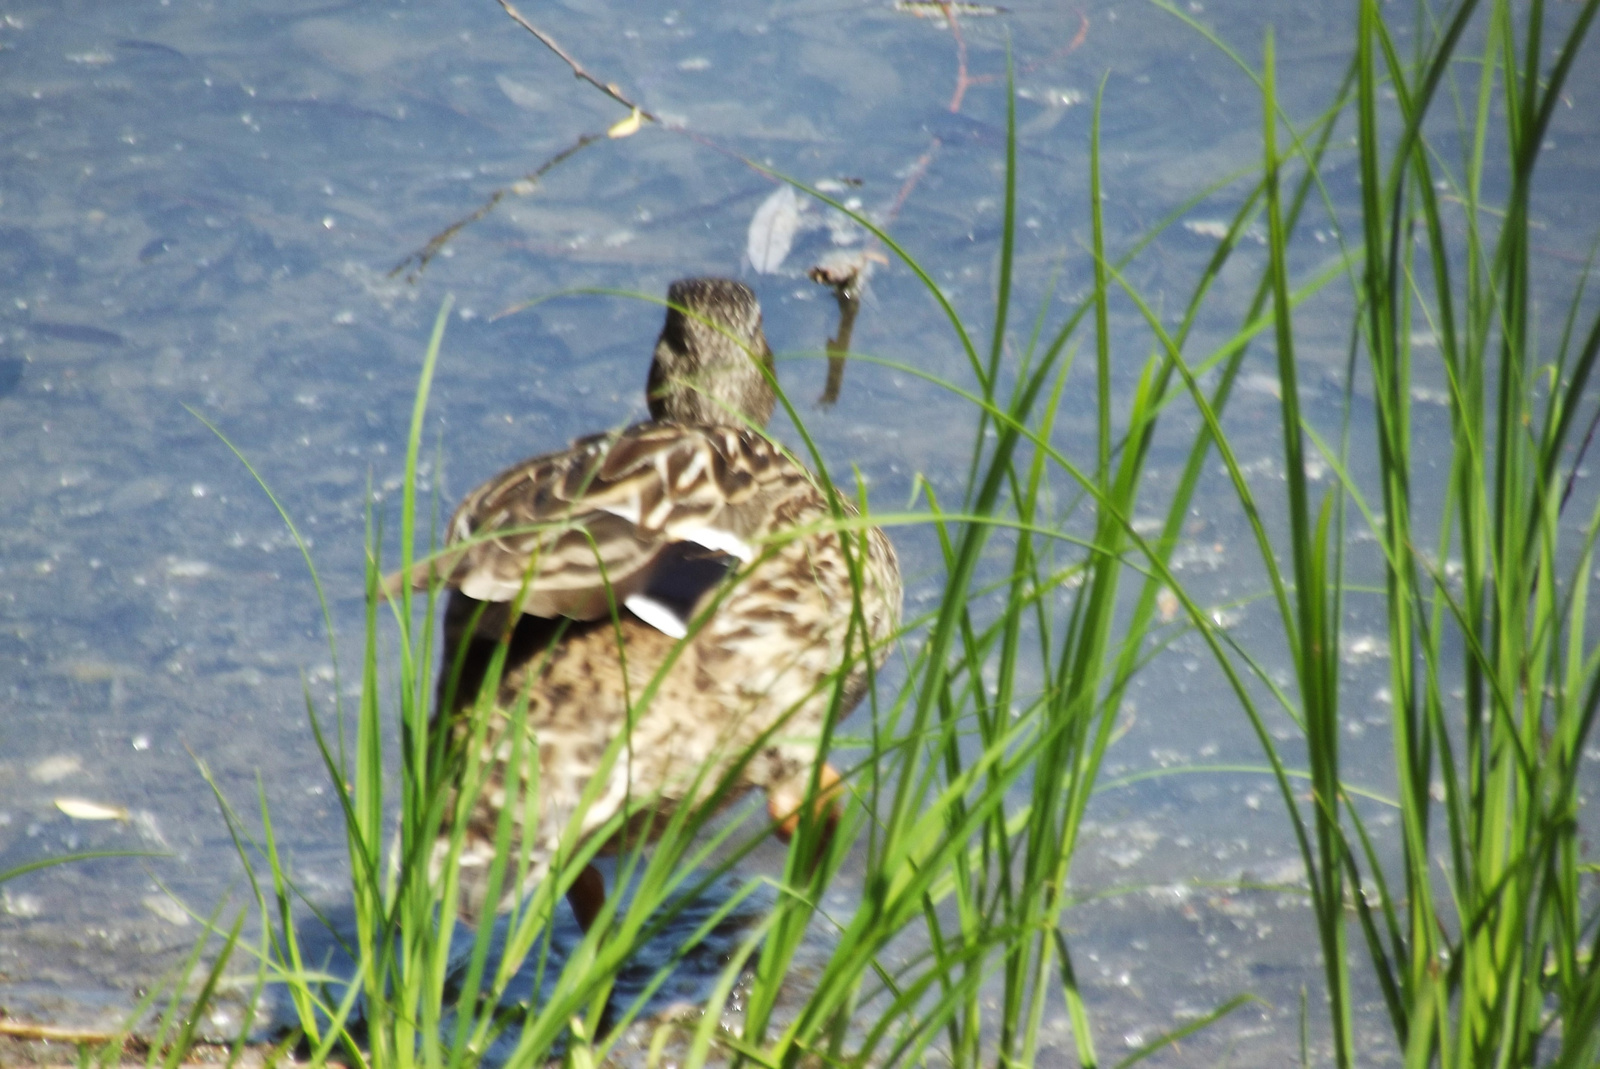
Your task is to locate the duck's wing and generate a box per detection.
[394,423,812,625]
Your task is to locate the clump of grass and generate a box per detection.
[232,80,1259,1063]
[1161,0,1600,1064]
[219,63,1305,1069]
[196,2,1600,1067]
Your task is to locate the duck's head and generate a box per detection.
[647,277,775,427]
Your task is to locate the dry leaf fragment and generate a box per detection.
[607,107,644,139]
[55,798,129,821]
[747,185,801,274]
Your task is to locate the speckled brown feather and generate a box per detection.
[411,278,901,924]
[411,423,808,626]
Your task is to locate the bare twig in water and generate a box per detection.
[390,131,606,281]
[947,3,1093,108]
[392,3,658,280]
[801,4,1087,398]
[945,0,979,112]
[0,1018,122,1044]
[496,0,658,121]
[400,2,1087,283]
[809,259,867,406]
[878,3,1089,238]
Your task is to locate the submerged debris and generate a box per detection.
[894,1,1009,18]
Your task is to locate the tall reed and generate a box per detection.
[214,1,1600,1066]
[1177,0,1600,1064]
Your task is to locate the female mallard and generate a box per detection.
[399,278,900,929]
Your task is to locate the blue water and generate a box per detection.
[1,0,1596,1064]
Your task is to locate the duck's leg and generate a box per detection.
[769,762,844,868]
[566,863,606,932]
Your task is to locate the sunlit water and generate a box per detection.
[2,0,1598,1064]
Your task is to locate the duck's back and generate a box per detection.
[429,421,810,625]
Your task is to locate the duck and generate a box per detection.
[393,277,901,930]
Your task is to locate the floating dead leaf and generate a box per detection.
[747,185,801,275]
[1157,586,1180,623]
[607,107,644,139]
[55,798,129,821]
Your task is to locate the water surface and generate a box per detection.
[2,1,1597,1064]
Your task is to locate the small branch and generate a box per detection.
[884,144,939,228]
[400,3,1089,284]
[809,261,868,406]
[393,3,664,281]
[496,0,658,122]
[801,3,1089,399]
[932,5,1092,108]
[390,130,605,281]
[0,1018,122,1044]
[944,2,976,113]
